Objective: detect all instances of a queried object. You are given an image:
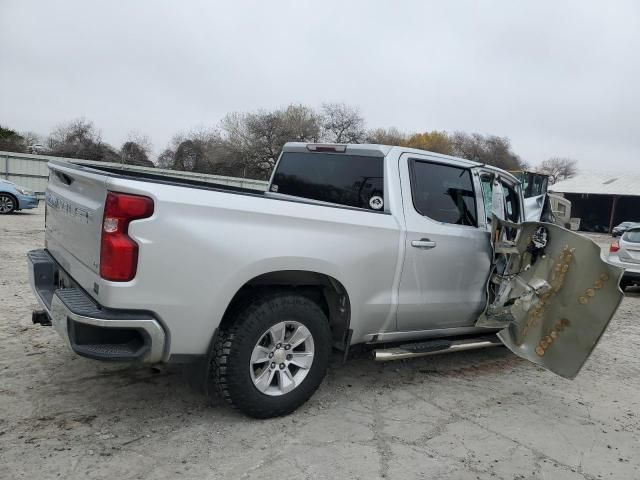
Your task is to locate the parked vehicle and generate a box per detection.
[0,179,39,214]
[27,144,50,154]
[612,221,640,238]
[607,227,640,290]
[28,143,623,418]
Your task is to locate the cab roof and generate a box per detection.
[282,142,518,183]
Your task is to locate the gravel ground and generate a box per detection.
[1,206,639,480]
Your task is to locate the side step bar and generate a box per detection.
[374,335,502,362]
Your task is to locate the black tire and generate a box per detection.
[210,291,331,418]
[0,193,17,214]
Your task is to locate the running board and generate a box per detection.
[374,335,502,362]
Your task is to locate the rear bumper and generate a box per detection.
[606,254,640,284]
[606,254,640,273]
[27,249,166,363]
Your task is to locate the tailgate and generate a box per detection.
[45,162,107,277]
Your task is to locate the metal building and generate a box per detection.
[1,151,50,195]
[550,171,640,233]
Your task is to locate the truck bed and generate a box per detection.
[66,160,269,197]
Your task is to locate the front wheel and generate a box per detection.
[210,292,331,418]
[0,194,16,214]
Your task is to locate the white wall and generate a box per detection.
[0,151,50,193]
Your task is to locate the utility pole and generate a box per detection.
[608,195,619,234]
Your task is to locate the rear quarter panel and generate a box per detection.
[95,175,403,356]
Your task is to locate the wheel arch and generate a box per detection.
[219,270,352,350]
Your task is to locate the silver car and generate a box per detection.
[608,227,640,290]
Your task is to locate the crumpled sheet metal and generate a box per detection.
[481,222,624,379]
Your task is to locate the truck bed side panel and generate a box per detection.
[97,176,401,354]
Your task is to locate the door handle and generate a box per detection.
[411,239,437,249]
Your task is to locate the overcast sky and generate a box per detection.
[1,1,639,170]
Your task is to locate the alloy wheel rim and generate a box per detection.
[0,196,14,213]
[249,320,315,396]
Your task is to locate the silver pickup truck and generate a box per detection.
[28,143,623,418]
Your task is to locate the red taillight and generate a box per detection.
[100,192,154,281]
[609,240,620,253]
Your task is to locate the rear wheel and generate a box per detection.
[210,292,331,418]
[0,194,16,214]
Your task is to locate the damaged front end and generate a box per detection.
[477,218,624,379]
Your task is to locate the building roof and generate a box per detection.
[550,171,640,197]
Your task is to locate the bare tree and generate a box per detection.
[119,131,154,167]
[537,157,577,184]
[219,105,324,179]
[282,104,322,142]
[164,128,233,174]
[244,110,290,172]
[321,103,366,143]
[20,131,43,148]
[449,131,523,170]
[156,148,175,169]
[48,118,99,148]
[173,139,205,171]
[366,127,406,146]
[120,142,154,167]
[126,131,152,154]
[47,118,119,162]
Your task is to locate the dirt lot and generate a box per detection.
[1,206,639,479]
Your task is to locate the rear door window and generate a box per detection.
[623,230,640,243]
[409,160,477,226]
[271,152,384,210]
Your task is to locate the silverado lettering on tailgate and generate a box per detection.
[45,192,93,224]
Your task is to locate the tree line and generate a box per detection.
[0,102,576,182]
[0,122,155,167]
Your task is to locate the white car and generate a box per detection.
[28,144,49,154]
[607,227,640,290]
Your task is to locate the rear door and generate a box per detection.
[396,154,491,331]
